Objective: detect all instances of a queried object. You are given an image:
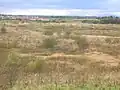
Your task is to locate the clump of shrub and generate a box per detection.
[73,36,89,52]
[100,18,120,24]
[56,39,79,53]
[2,51,20,88]
[0,40,18,49]
[6,51,20,66]
[1,26,7,33]
[42,37,57,49]
[75,55,90,65]
[98,45,120,56]
[44,30,53,35]
[105,38,120,44]
[82,19,100,24]
[82,16,120,24]
[105,38,112,44]
[25,58,46,73]
[64,31,71,38]
[5,51,30,67]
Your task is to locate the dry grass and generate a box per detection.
[0,20,120,89]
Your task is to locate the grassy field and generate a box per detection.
[0,20,120,90]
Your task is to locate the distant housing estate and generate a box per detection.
[0,14,100,21]
[0,14,51,21]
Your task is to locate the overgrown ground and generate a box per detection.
[0,20,120,90]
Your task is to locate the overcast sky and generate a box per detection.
[0,0,120,16]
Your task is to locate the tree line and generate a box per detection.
[82,16,120,24]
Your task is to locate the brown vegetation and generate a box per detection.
[0,20,120,89]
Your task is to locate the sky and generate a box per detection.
[0,0,120,16]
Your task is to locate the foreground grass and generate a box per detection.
[0,51,118,90]
[9,83,120,90]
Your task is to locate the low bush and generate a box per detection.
[25,58,46,73]
[1,26,7,33]
[42,37,57,49]
[44,30,53,35]
[74,36,89,52]
[6,51,20,66]
[56,39,79,53]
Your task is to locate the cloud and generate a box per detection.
[0,0,120,11]
[0,0,120,16]
[2,8,120,16]
[2,9,69,16]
